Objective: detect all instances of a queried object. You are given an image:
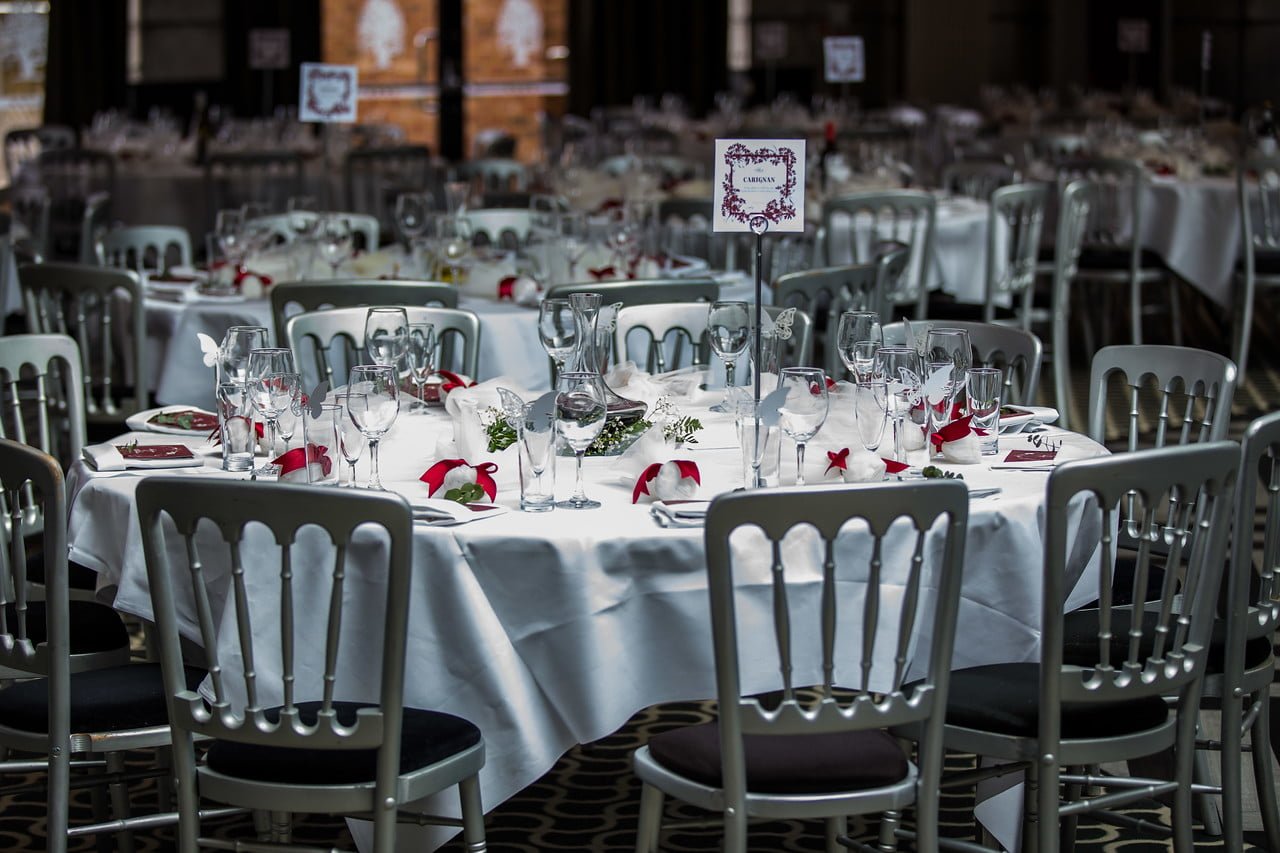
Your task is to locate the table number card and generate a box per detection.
[713,139,806,233]
[823,36,865,83]
[299,63,358,123]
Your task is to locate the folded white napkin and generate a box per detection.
[82,442,204,472]
[408,498,510,526]
[799,442,887,484]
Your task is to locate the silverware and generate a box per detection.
[968,487,1002,499]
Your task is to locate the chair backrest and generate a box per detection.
[544,277,719,307]
[774,263,881,377]
[33,149,115,263]
[11,184,51,260]
[940,160,1017,200]
[1040,443,1237,736]
[99,225,193,272]
[204,150,304,227]
[886,320,1042,405]
[5,125,75,182]
[983,182,1047,326]
[465,209,532,249]
[1087,345,1236,449]
[0,334,86,468]
[703,481,968,824]
[822,190,936,319]
[656,197,738,270]
[459,158,528,192]
[343,145,438,236]
[614,303,709,373]
[269,279,459,345]
[1049,179,1095,315]
[1054,158,1144,264]
[137,479,415,796]
[19,262,147,421]
[1237,154,1280,283]
[286,305,480,388]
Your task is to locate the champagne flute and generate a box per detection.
[877,346,920,465]
[778,367,829,486]
[555,371,607,510]
[853,378,888,454]
[707,300,750,413]
[318,215,353,278]
[406,322,436,411]
[926,328,973,405]
[836,310,883,380]
[336,391,367,487]
[347,365,399,491]
[364,307,409,369]
[539,298,577,374]
[439,216,474,283]
[395,191,431,248]
[248,371,300,475]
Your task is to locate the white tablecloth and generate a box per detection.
[66,389,1107,852]
[1141,176,1239,306]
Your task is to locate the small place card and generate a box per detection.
[116,444,194,461]
[713,138,806,233]
[823,36,865,83]
[1003,449,1057,463]
[299,63,358,123]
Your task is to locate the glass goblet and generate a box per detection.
[364,307,409,369]
[248,371,300,476]
[347,365,400,491]
[836,310,883,380]
[539,298,578,375]
[406,322,437,411]
[318,215,353,278]
[778,367,829,486]
[707,300,750,413]
[554,371,607,510]
[336,391,367,487]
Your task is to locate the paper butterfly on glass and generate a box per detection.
[602,301,625,334]
[307,381,330,418]
[771,307,796,341]
[887,363,951,408]
[196,333,220,368]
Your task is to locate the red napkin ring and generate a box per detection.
[273,443,333,481]
[435,370,476,394]
[632,460,701,503]
[930,415,973,451]
[882,458,910,474]
[497,275,517,301]
[825,448,850,475]
[421,459,498,501]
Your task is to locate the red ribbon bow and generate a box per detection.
[436,370,476,393]
[273,443,333,477]
[930,415,985,451]
[825,447,850,475]
[632,460,701,503]
[420,459,498,501]
[589,265,618,281]
[497,275,517,301]
[882,458,910,474]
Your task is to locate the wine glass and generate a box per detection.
[836,310,883,380]
[539,298,578,374]
[558,211,590,279]
[248,371,300,476]
[877,346,921,465]
[926,328,973,404]
[778,367,829,486]
[318,215,353,278]
[707,300,750,413]
[438,216,474,283]
[346,365,399,491]
[554,371,607,510]
[336,391,367,487]
[364,307,409,369]
[218,325,268,386]
[405,322,436,411]
[215,208,246,277]
[924,360,960,458]
[853,378,888,453]
[276,394,303,453]
[395,192,431,247]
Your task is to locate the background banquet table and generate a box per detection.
[65,387,1107,851]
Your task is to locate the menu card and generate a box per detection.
[713,139,806,233]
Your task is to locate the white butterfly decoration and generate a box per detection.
[307,381,330,418]
[602,301,625,333]
[888,363,952,408]
[196,333,220,368]
[921,363,954,406]
[772,307,796,341]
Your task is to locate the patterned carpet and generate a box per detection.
[2,282,1278,851]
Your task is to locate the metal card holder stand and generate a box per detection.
[749,214,769,488]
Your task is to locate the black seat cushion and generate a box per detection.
[941,662,1169,739]
[26,547,101,592]
[205,701,481,786]
[1061,608,1273,676]
[1237,250,1280,277]
[647,722,908,795]
[0,600,130,655]
[0,663,206,733]
[1077,246,1168,271]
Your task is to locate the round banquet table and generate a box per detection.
[66,388,1107,852]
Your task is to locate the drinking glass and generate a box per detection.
[248,371,300,476]
[538,299,577,373]
[347,365,400,490]
[778,367,829,486]
[926,328,973,403]
[735,397,781,489]
[967,367,1003,455]
[517,399,557,512]
[836,310,883,380]
[336,392,367,487]
[554,371,607,509]
[877,346,920,464]
[405,322,437,411]
[216,381,255,473]
[215,208,246,269]
[394,191,431,247]
[438,216,474,283]
[925,360,960,459]
[853,378,888,453]
[364,307,409,369]
[318,215,353,278]
[218,325,268,387]
[302,403,342,485]
[707,300,750,413]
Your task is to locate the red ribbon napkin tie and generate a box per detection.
[421,459,499,501]
[826,448,850,476]
[632,460,701,503]
[273,443,333,483]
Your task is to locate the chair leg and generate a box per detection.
[1192,726,1223,838]
[90,782,111,853]
[105,752,137,853]
[1220,694,1246,850]
[1035,755,1060,853]
[1052,315,1072,432]
[172,735,201,853]
[270,811,292,843]
[1251,690,1280,853]
[1233,275,1254,380]
[1022,762,1040,853]
[634,783,664,853]
[458,774,487,853]
[877,810,901,852]
[155,745,173,813]
[1129,276,1143,345]
[252,810,272,840]
[825,814,848,853]
[1168,278,1183,347]
[45,744,70,853]
[1172,693,1199,853]
[1059,768,1081,853]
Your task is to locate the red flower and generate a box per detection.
[825,447,850,475]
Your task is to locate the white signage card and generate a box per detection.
[823,36,865,83]
[713,139,806,234]
[248,28,290,70]
[298,63,358,124]
[1117,19,1150,54]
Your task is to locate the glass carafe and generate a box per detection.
[567,292,647,422]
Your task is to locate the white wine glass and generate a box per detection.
[778,367,829,486]
[539,298,577,374]
[555,371,607,509]
[364,307,409,369]
[439,216,474,283]
[707,300,750,413]
[347,365,399,491]
[248,371,300,476]
[853,378,888,454]
[336,391,367,487]
[318,215,353,278]
[394,191,431,247]
[406,322,437,411]
[836,310,883,380]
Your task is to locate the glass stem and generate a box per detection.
[725,360,735,392]
[796,441,806,486]
[893,416,904,464]
[348,459,357,487]
[368,439,382,489]
[572,451,587,502]
[268,418,280,458]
